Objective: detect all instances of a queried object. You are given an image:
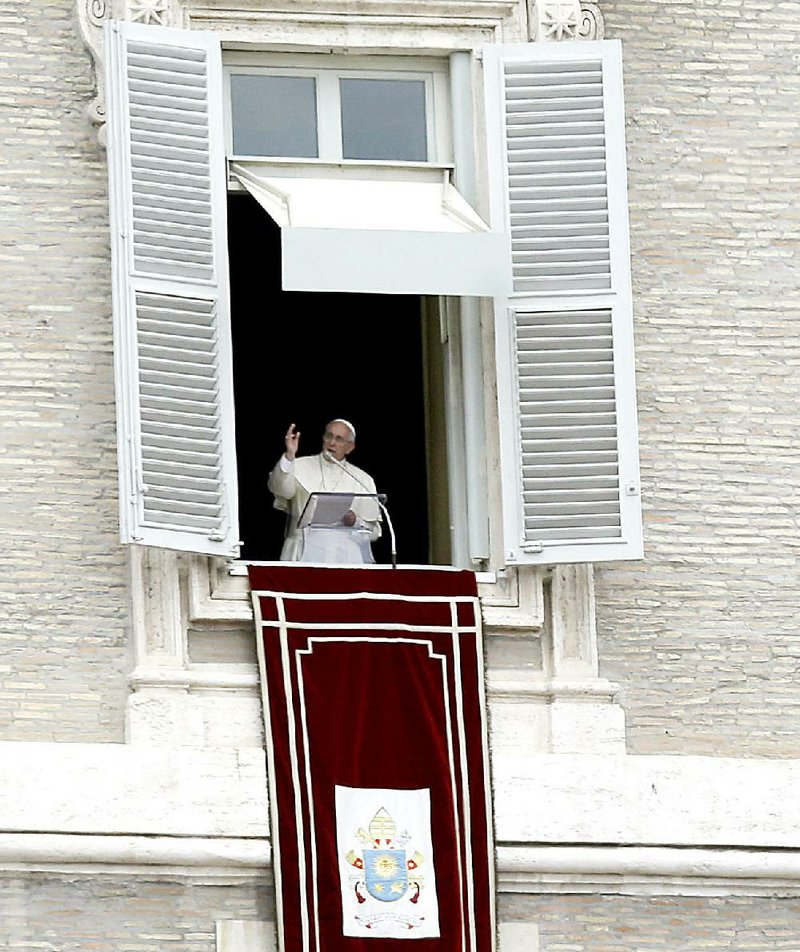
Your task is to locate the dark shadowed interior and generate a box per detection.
[228,193,430,564]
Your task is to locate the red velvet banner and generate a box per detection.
[249,565,494,952]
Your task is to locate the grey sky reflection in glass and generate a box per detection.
[340,78,427,162]
[231,75,318,157]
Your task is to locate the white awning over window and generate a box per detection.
[230,160,512,296]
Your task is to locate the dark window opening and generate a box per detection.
[228,193,439,564]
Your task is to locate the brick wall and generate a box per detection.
[0,875,271,952]
[2,881,799,952]
[501,894,800,951]
[594,0,800,756]
[0,0,129,741]
[1,0,799,756]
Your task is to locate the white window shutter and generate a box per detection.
[484,40,643,565]
[105,20,239,557]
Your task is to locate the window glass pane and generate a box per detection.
[230,74,318,157]
[340,78,427,162]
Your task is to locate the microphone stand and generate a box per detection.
[323,453,397,568]
[377,497,397,570]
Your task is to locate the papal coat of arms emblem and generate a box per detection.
[336,785,440,938]
[342,806,432,932]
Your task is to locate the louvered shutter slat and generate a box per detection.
[139,386,216,402]
[144,456,221,473]
[106,20,238,556]
[131,118,211,141]
[132,136,210,155]
[141,421,220,441]
[145,511,220,530]
[143,448,221,468]
[136,220,211,240]
[139,360,216,377]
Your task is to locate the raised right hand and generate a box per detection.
[284,423,300,461]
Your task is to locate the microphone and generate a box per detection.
[322,452,397,568]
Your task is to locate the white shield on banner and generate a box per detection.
[335,786,440,939]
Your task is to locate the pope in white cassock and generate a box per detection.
[268,419,382,562]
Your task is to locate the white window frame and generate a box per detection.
[223,51,452,166]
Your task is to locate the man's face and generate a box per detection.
[322,421,355,461]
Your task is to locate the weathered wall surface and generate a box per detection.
[501,894,800,951]
[0,876,271,952]
[0,0,129,741]
[2,0,799,760]
[594,0,800,756]
[5,884,797,952]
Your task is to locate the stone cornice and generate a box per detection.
[0,833,269,878]
[2,833,800,897]
[77,0,525,132]
[497,845,800,897]
[77,0,604,131]
[189,0,520,23]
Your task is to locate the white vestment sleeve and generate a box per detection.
[268,457,297,510]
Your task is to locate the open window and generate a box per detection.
[220,49,495,563]
[104,20,643,567]
[227,194,436,563]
